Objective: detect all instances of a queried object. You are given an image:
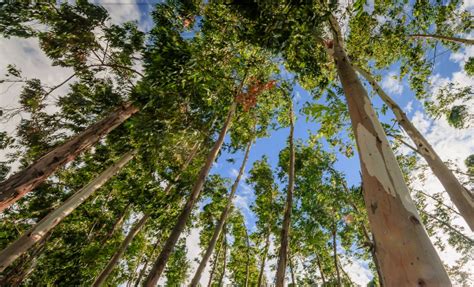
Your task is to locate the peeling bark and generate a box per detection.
[0,102,139,212]
[143,102,237,286]
[326,16,451,286]
[0,151,135,272]
[354,65,474,231]
[190,139,252,287]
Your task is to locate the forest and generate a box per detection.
[0,0,473,286]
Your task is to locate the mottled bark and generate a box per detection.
[354,65,474,231]
[144,102,237,286]
[275,100,295,287]
[327,16,450,286]
[0,102,138,212]
[190,139,252,286]
[0,151,135,272]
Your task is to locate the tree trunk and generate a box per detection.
[207,233,224,287]
[92,214,149,287]
[218,228,228,287]
[0,102,138,212]
[134,239,160,287]
[93,141,200,286]
[190,139,252,286]
[408,34,474,45]
[101,202,131,245]
[144,102,237,286]
[257,231,270,287]
[327,16,451,286]
[315,253,326,286]
[289,254,296,286]
[332,220,341,286]
[353,65,474,231]
[244,222,251,287]
[0,151,135,272]
[275,99,295,287]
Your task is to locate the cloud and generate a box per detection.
[381,71,403,95]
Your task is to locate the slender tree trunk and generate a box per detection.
[337,258,354,286]
[127,245,147,287]
[332,220,341,286]
[420,210,474,244]
[218,228,228,287]
[207,233,224,287]
[354,65,474,231]
[0,102,138,212]
[0,151,134,272]
[244,223,251,287]
[101,202,131,245]
[327,16,450,286]
[134,239,160,287]
[92,214,149,287]
[315,253,326,286]
[257,231,270,287]
[93,142,200,286]
[190,139,252,286]
[408,34,474,45]
[144,102,237,286]
[275,99,295,287]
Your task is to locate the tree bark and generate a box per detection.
[0,102,138,212]
[0,151,135,272]
[354,65,474,231]
[218,227,228,287]
[327,16,451,286]
[93,141,201,286]
[92,214,149,287]
[315,253,326,286]
[275,99,295,287]
[207,233,224,287]
[289,254,296,286]
[408,34,474,45]
[257,231,270,287]
[190,139,252,286]
[101,202,131,245]
[332,220,341,286]
[144,102,237,286]
[134,239,160,287]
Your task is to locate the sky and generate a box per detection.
[0,0,473,286]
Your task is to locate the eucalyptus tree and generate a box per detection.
[0,1,144,212]
[223,1,451,284]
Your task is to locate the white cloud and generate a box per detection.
[381,71,403,95]
[342,258,373,286]
[404,100,413,114]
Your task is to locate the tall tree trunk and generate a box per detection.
[332,218,341,286]
[353,65,474,231]
[207,233,224,287]
[327,16,450,286]
[190,139,252,286]
[289,254,296,286]
[144,102,237,286]
[134,239,161,287]
[275,99,295,287]
[92,214,149,287]
[0,151,135,272]
[101,202,131,245]
[244,222,251,287]
[93,142,200,286]
[218,227,228,287]
[257,231,270,287]
[408,34,474,45]
[0,102,138,212]
[315,253,326,286]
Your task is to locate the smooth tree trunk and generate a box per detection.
[244,225,251,287]
[353,65,474,231]
[327,16,451,286]
[0,102,138,212]
[332,219,341,286]
[315,253,326,285]
[144,102,237,286]
[93,142,200,286]
[190,139,252,286]
[409,34,474,45]
[92,214,149,287]
[134,239,161,287]
[289,255,296,286]
[0,151,135,272]
[218,228,228,287]
[207,233,224,287]
[101,203,131,245]
[257,231,270,287]
[275,100,295,287]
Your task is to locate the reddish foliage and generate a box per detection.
[236,79,276,111]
